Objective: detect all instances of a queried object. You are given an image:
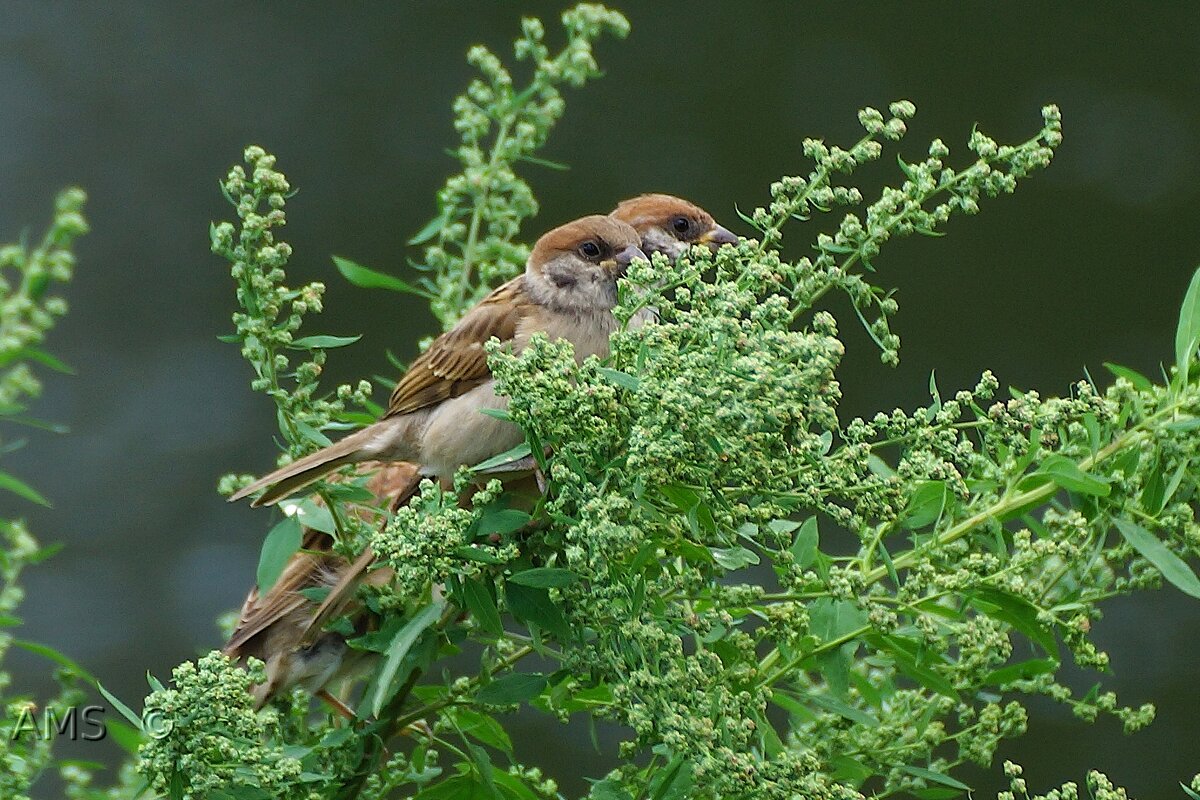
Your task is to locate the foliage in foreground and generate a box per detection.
[0,189,99,799]
[5,4,1200,800]
[145,6,1200,800]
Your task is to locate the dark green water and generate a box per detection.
[3,2,1199,797]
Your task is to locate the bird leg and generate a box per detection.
[317,689,357,722]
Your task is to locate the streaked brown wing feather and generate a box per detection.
[224,462,421,657]
[223,528,336,655]
[386,277,531,417]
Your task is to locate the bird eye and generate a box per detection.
[671,216,691,235]
[579,241,602,259]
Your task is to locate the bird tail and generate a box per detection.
[229,428,377,507]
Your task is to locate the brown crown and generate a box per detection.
[531,214,642,263]
[610,193,715,231]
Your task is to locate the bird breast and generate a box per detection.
[519,306,619,361]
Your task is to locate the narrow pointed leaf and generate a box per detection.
[0,471,50,506]
[288,334,362,349]
[476,672,547,705]
[1115,517,1200,599]
[97,682,144,731]
[507,567,578,588]
[1176,265,1200,372]
[256,516,303,593]
[372,599,444,716]
[333,255,432,297]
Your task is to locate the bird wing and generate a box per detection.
[386,276,531,417]
[223,528,337,655]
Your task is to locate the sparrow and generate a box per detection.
[224,200,738,711]
[223,461,420,712]
[230,215,649,507]
[610,193,738,259]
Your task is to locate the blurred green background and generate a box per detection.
[4,2,1199,797]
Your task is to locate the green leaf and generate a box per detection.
[372,599,444,716]
[810,598,867,642]
[286,499,336,534]
[870,634,959,700]
[807,692,879,726]
[21,347,75,374]
[903,480,948,529]
[790,517,819,568]
[456,545,507,565]
[900,766,971,792]
[660,484,701,512]
[462,578,504,636]
[299,587,330,605]
[829,755,873,785]
[97,682,143,731]
[288,334,362,349]
[0,470,50,507]
[589,778,634,800]
[1141,458,1165,513]
[1115,518,1200,599]
[711,545,760,570]
[465,741,500,799]
[1163,458,1190,509]
[648,755,693,800]
[968,587,1058,655]
[1181,782,1200,800]
[470,442,532,473]
[505,582,571,640]
[927,369,941,420]
[13,640,98,685]
[1176,265,1200,373]
[449,707,513,754]
[477,508,531,537]
[867,454,895,478]
[408,213,448,246]
[1103,362,1153,391]
[216,787,274,800]
[333,255,431,297]
[984,657,1058,686]
[105,719,144,755]
[256,516,303,593]
[1021,454,1111,496]
[507,567,578,588]
[348,613,406,652]
[292,419,333,448]
[517,153,571,171]
[418,775,487,800]
[597,367,640,391]
[476,672,547,705]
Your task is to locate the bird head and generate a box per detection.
[526,215,646,311]
[610,193,738,259]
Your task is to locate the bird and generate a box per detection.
[223,461,420,713]
[223,199,739,712]
[610,193,738,259]
[230,215,650,508]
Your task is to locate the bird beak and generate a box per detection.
[609,244,648,277]
[699,224,738,249]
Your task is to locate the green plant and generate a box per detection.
[0,189,103,799]
[95,6,1200,800]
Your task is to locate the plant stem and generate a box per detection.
[756,392,1191,688]
[458,118,512,308]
